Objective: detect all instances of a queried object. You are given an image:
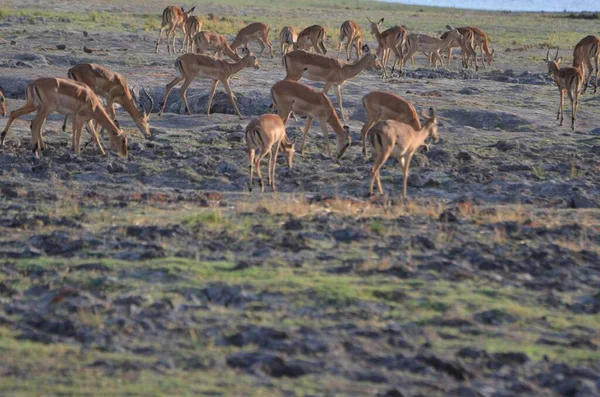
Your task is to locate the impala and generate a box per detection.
[367,17,406,78]
[1,78,127,157]
[573,35,599,94]
[0,86,5,117]
[402,26,464,69]
[294,25,327,54]
[283,45,381,120]
[338,20,364,61]
[270,80,351,162]
[279,26,298,56]
[246,114,294,192]
[159,49,259,119]
[369,108,439,197]
[230,22,273,58]
[181,16,203,53]
[469,27,494,68]
[360,91,422,159]
[155,6,196,54]
[61,63,153,139]
[544,49,583,130]
[193,31,241,61]
[438,27,478,69]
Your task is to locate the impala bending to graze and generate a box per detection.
[193,31,241,61]
[271,80,351,162]
[403,26,465,69]
[230,22,273,58]
[544,49,583,130]
[294,25,327,55]
[369,108,439,197]
[468,27,494,68]
[279,26,298,56]
[367,18,406,78]
[181,16,203,53]
[1,78,127,157]
[283,46,381,120]
[62,63,153,139]
[159,49,259,119]
[438,27,477,69]
[155,6,196,55]
[573,35,599,94]
[360,91,421,159]
[338,20,364,61]
[246,114,294,192]
[0,86,6,117]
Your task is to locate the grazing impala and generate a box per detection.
[1,78,127,157]
[360,91,422,159]
[246,114,294,192]
[271,80,351,162]
[283,45,381,120]
[0,86,5,117]
[367,18,406,78]
[403,26,465,69]
[159,49,259,119]
[369,108,439,197]
[279,26,298,56]
[466,27,494,68]
[193,31,241,61]
[155,6,196,54]
[61,63,153,139]
[181,16,203,53]
[230,22,273,58]
[573,35,599,94]
[544,49,584,130]
[438,27,478,69]
[338,20,364,61]
[294,25,328,54]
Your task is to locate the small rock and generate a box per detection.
[569,193,599,209]
[56,44,66,50]
[439,209,458,223]
[83,31,89,37]
[83,46,93,53]
[10,40,16,45]
[474,309,517,325]
[283,216,303,231]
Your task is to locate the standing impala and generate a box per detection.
[544,49,583,130]
[338,21,364,61]
[368,18,406,78]
[159,49,259,119]
[246,114,294,192]
[438,27,478,69]
[271,80,351,162]
[468,27,494,68]
[295,25,328,55]
[193,31,241,61]
[283,45,381,120]
[1,78,127,157]
[369,108,439,197]
[155,6,196,55]
[230,22,273,58]
[403,26,465,69]
[0,86,5,117]
[573,35,599,94]
[360,91,422,159]
[181,16,203,53]
[62,63,153,139]
[279,26,298,56]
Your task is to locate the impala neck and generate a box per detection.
[416,120,435,146]
[440,32,455,48]
[224,44,242,61]
[341,55,373,80]
[93,106,121,136]
[228,56,250,75]
[120,95,147,134]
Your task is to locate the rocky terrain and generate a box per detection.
[0,0,599,395]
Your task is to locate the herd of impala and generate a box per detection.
[0,5,599,197]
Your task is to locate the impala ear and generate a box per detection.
[446,25,452,30]
[378,18,384,24]
[187,6,195,13]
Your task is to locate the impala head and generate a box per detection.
[367,17,384,36]
[281,137,295,169]
[445,25,463,41]
[109,119,129,156]
[421,108,439,143]
[363,45,383,70]
[183,6,195,15]
[544,48,562,74]
[335,125,352,162]
[486,48,495,67]
[131,87,154,139]
[241,48,260,69]
[0,86,5,118]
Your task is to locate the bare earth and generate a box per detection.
[0,0,599,396]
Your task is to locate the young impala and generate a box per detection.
[159,49,259,119]
[230,22,274,58]
[294,25,328,54]
[155,6,196,54]
[1,78,127,157]
[279,26,298,56]
[367,17,406,78]
[544,49,583,130]
[246,114,294,192]
[181,15,203,53]
[369,108,439,197]
[338,20,364,61]
[193,31,241,61]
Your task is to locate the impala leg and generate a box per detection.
[255,149,268,193]
[248,148,256,191]
[156,27,165,53]
[222,79,242,119]
[568,87,576,130]
[257,39,266,58]
[85,120,106,156]
[361,118,378,160]
[62,115,69,132]
[334,85,345,121]
[1,102,37,147]
[593,56,599,94]
[71,117,77,151]
[30,109,50,157]
[171,28,178,55]
[159,76,184,115]
[559,89,565,126]
[178,77,195,115]
[270,140,282,191]
[447,47,452,67]
[370,145,392,195]
[265,37,274,58]
[205,79,220,118]
[318,116,334,161]
[299,116,313,155]
[401,153,413,198]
